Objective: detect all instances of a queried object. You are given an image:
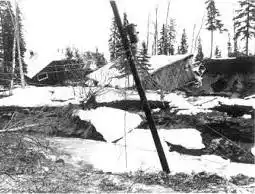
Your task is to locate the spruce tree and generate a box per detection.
[234,0,255,55]
[0,1,26,77]
[137,41,151,75]
[195,37,204,61]
[108,17,122,61]
[214,45,222,58]
[16,4,27,74]
[167,18,176,55]
[109,13,136,78]
[179,29,188,54]
[0,1,14,73]
[158,24,168,55]
[137,42,151,88]
[205,0,225,58]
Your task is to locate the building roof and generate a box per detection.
[149,54,194,74]
[203,56,255,74]
[25,51,65,78]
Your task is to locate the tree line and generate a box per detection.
[109,0,255,71]
[0,0,26,87]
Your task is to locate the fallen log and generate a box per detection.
[0,124,39,133]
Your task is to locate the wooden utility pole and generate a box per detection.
[14,0,25,88]
[109,0,170,173]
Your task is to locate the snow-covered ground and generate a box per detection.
[73,107,142,142]
[0,85,255,115]
[49,137,255,179]
[115,128,204,151]
[0,85,254,177]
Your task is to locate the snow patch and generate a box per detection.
[72,107,142,142]
[116,129,169,153]
[164,93,210,115]
[116,128,204,152]
[161,128,205,149]
[87,62,134,88]
[49,137,255,178]
[251,147,255,156]
[0,86,84,107]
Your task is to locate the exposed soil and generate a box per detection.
[0,99,254,165]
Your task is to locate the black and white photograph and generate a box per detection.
[0,0,254,192]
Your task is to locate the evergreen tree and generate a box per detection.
[179,29,188,54]
[157,19,176,56]
[0,1,26,76]
[205,0,225,58]
[137,41,151,75]
[108,17,122,61]
[109,13,138,78]
[195,37,204,61]
[0,1,14,74]
[113,12,132,78]
[233,28,239,56]
[234,0,255,55]
[158,24,168,55]
[16,4,27,74]
[167,18,176,55]
[64,47,74,60]
[227,32,232,57]
[214,45,222,58]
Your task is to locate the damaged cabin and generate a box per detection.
[28,60,93,86]
[142,54,201,92]
[199,56,255,97]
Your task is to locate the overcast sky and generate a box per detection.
[19,0,253,61]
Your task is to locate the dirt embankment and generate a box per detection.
[0,99,254,164]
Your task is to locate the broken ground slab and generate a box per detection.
[160,128,205,149]
[72,107,142,142]
[116,128,205,150]
[48,137,255,179]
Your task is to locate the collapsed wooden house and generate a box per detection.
[199,56,255,97]
[142,54,201,92]
[28,60,92,86]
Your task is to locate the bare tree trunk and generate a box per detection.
[190,24,196,53]
[10,27,16,91]
[165,0,171,25]
[146,14,150,50]
[245,6,250,56]
[153,7,158,55]
[15,1,25,88]
[210,30,214,58]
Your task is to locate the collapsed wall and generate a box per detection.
[198,57,255,97]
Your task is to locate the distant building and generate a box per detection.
[199,56,255,97]
[28,60,92,86]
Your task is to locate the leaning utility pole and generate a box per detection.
[109,0,170,173]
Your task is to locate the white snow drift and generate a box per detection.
[49,137,255,179]
[72,107,142,142]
